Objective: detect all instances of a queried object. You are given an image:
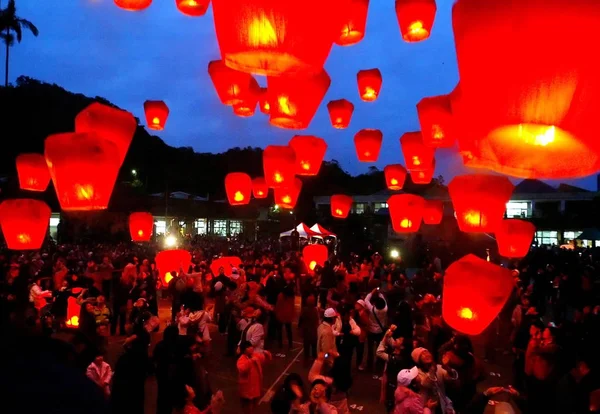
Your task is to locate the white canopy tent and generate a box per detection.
[279,223,321,239]
[310,224,337,239]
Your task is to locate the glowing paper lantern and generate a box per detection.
[114,0,152,11]
[303,244,328,272]
[263,145,297,188]
[331,195,353,219]
[442,254,513,335]
[388,194,425,233]
[357,68,382,102]
[327,99,354,129]
[155,249,192,285]
[0,199,50,250]
[423,199,443,225]
[395,0,437,43]
[384,164,407,191]
[268,70,331,130]
[336,0,369,46]
[129,212,153,242]
[452,0,600,179]
[211,0,344,76]
[252,177,269,198]
[143,100,169,131]
[411,159,435,184]
[65,287,83,328]
[354,129,383,162]
[232,83,259,117]
[258,88,270,114]
[176,0,210,16]
[16,154,51,192]
[288,135,327,176]
[45,132,120,211]
[496,219,535,258]
[448,174,514,233]
[208,60,257,106]
[274,178,302,209]
[225,172,252,206]
[75,102,137,166]
[417,95,455,148]
[210,256,242,277]
[401,131,435,171]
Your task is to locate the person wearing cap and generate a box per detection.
[237,307,265,354]
[318,308,338,355]
[411,347,458,414]
[394,366,438,414]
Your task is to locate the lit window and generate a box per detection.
[353,203,366,214]
[374,202,389,212]
[213,220,227,237]
[155,220,166,235]
[563,231,582,242]
[506,201,530,218]
[535,230,558,246]
[194,219,207,235]
[229,220,243,236]
[49,218,60,227]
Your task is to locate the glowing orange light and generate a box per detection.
[17,234,31,244]
[395,0,436,43]
[388,194,425,233]
[459,307,474,320]
[412,156,421,166]
[282,195,292,204]
[176,0,209,16]
[164,272,174,284]
[406,21,428,41]
[16,153,51,192]
[152,117,160,125]
[75,184,95,201]
[274,173,283,183]
[234,191,245,202]
[257,191,264,196]
[137,230,144,237]
[335,209,343,216]
[400,218,412,228]
[114,0,152,11]
[144,100,169,131]
[301,162,311,171]
[336,0,369,46]
[390,178,399,186]
[66,315,79,327]
[129,212,153,242]
[463,210,483,226]
[309,260,317,270]
[357,68,382,102]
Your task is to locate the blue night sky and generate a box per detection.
[10,0,599,191]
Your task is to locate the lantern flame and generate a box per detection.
[229,84,241,97]
[75,184,95,201]
[400,218,412,228]
[152,117,160,125]
[432,124,445,140]
[257,190,264,196]
[364,151,371,157]
[165,272,174,284]
[309,260,317,270]
[66,315,79,327]
[282,195,292,204]
[412,156,421,166]
[263,102,270,111]
[234,191,245,202]
[518,124,556,147]
[137,230,144,237]
[463,210,483,226]
[277,96,297,116]
[405,20,429,42]
[459,307,474,320]
[274,172,283,183]
[301,161,311,171]
[17,233,31,244]
[362,87,377,101]
[390,178,399,186]
[335,208,343,216]
[249,14,280,48]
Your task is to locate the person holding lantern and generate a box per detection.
[411,347,458,414]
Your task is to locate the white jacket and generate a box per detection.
[86,361,113,392]
[364,293,388,334]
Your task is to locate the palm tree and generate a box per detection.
[0,0,38,87]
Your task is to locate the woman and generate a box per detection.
[334,305,361,365]
[376,325,412,412]
[236,341,272,414]
[275,272,296,349]
[394,367,439,414]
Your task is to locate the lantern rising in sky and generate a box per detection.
[354,129,383,162]
[401,131,435,171]
[16,153,51,192]
[357,68,382,102]
[176,0,210,16]
[395,0,437,43]
[423,199,443,225]
[225,173,252,206]
[388,194,425,233]
[0,199,51,250]
[327,99,354,129]
[143,100,169,131]
[155,249,192,285]
[208,60,258,106]
[496,219,536,258]
[263,145,297,188]
[114,0,152,11]
[252,177,269,199]
[410,159,436,185]
[129,212,154,242]
[331,194,353,219]
[288,135,327,176]
[274,178,302,209]
[384,164,407,191]
[303,244,328,272]
[258,87,270,114]
[336,0,370,46]
[232,79,259,117]
[417,94,455,148]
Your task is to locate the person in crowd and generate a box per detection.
[238,307,266,354]
[364,288,388,373]
[308,352,352,414]
[299,294,320,365]
[334,304,361,365]
[153,325,180,414]
[394,366,439,414]
[29,274,52,311]
[86,351,113,399]
[411,347,458,414]
[377,325,413,411]
[236,340,272,414]
[94,294,111,336]
[318,308,338,355]
[274,266,296,349]
[290,378,338,414]
[271,373,305,414]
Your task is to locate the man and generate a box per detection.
[364,288,388,372]
[238,307,265,353]
[317,307,338,355]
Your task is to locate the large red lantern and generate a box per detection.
[384,164,407,191]
[0,199,50,250]
[258,88,270,115]
[155,249,192,285]
[357,68,382,102]
[331,195,353,219]
[210,256,242,277]
[143,100,169,131]
[448,174,514,233]
[336,0,370,46]
[410,159,435,184]
[288,135,327,176]
[45,132,121,211]
[225,173,252,206]
[268,70,331,130]
[114,0,152,11]
[423,199,443,225]
[443,254,514,335]
[388,194,425,233]
[395,0,437,43]
[75,102,137,166]
[176,0,210,16]
[452,0,600,179]
[16,154,51,192]
[263,145,297,188]
[211,0,344,76]
[496,219,535,259]
[129,212,153,242]
[303,244,328,272]
[401,131,435,171]
[327,99,354,129]
[208,60,257,106]
[417,95,455,148]
[252,177,269,198]
[354,129,383,162]
[274,178,302,209]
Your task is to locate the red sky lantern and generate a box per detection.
[384,164,407,191]
[496,219,536,258]
[114,0,152,11]
[357,68,382,102]
[225,172,252,206]
[176,0,210,16]
[336,0,370,46]
[388,194,425,233]
[258,87,270,115]
[0,199,50,250]
[252,177,269,198]
[411,159,435,184]
[303,244,328,272]
[289,135,327,176]
[274,178,302,209]
[331,194,353,219]
[395,0,437,43]
[16,153,51,192]
[268,70,331,130]
[443,254,514,335]
[354,129,383,162]
[45,132,121,211]
[423,199,443,225]
[448,174,514,233]
[452,0,600,179]
[129,212,153,242]
[208,60,257,106]
[143,100,169,131]
[211,0,344,76]
[155,249,192,285]
[401,131,435,171]
[263,145,297,188]
[75,102,137,166]
[232,80,259,117]
[327,99,354,129]
[417,94,455,148]
[210,256,242,277]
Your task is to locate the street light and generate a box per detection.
[131,169,137,176]
[390,249,400,259]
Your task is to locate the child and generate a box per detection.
[86,351,113,398]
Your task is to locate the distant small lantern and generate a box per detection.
[129,212,154,242]
[354,129,383,162]
[225,172,252,206]
[411,159,436,184]
[258,87,270,115]
[232,79,259,117]
[114,0,152,11]
[417,94,455,148]
[448,174,514,233]
[357,68,382,102]
[331,195,353,219]
[263,145,297,188]
[288,135,328,176]
[16,154,51,192]
[252,177,269,198]
[143,100,169,131]
[274,178,302,209]
[303,244,328,272]
[176,0,210,16]
[401,131,435,171]
[0,199,50,250]
[326,99,354,129]
[423,199,443,225]
[336,0,370,46]
[443,254,514,335]
[208,60,257,106]
[395,0,437,43]
[384,164,407,191]
[496,219,536,258]
[155,249,192,285]
[388,194,425,233]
